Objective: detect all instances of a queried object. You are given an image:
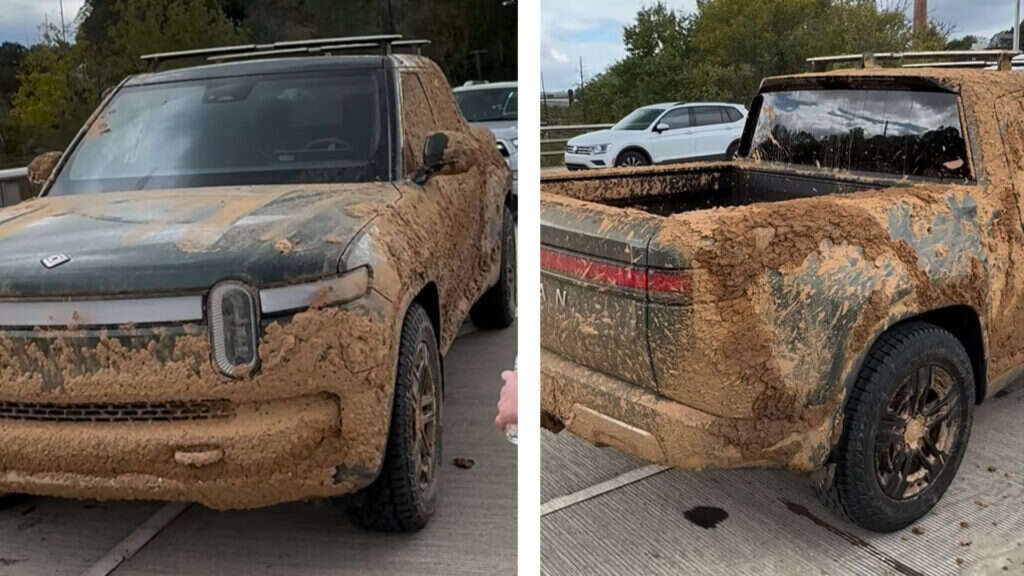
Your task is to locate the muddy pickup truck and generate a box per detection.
[541,66,1024,532]
[0,39,515,533]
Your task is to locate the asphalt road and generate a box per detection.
[541,377,1024,576]
[0,320,517,576]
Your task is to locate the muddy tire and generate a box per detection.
[834,322,974,533]
[615,149,650,167]
[470,205,516,329]
[354,303,442,532]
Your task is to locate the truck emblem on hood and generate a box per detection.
[41,254,71,269]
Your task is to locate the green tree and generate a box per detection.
[945,35,978,51]
[570,0,949,124]
[105,0,246,81]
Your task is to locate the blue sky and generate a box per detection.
[542,0,1022,91]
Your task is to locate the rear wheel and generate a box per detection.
[354,303,442,532]
[615,149,649,167]
[834,322,974,532]
[725,140,740,160]
[471,205,516,329]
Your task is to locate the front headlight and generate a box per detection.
[591,144,609,155]
[511,137,518,149]
[258,267,370,315]
[209,282,259,377]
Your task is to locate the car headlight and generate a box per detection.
[209,281,259,377]
[258,267,370,315]
[591,144,609,155]
[511,137,518,149]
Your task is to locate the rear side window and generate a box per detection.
[692,107,726,127]
[725,107,743,122]
[750,89,970,180]
[659,108,692,130]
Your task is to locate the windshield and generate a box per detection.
[50,69,390,195]
[613,108,665,131]
[750,89,969,180]
[454,87,517,122]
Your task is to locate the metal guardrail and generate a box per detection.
[0,166,31,208]
[540,124,613,162]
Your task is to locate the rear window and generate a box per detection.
[50,69,390,195]
[749,89,970,180]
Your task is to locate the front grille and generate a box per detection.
[0,400,235,423]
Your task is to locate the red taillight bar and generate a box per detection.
[540,247,690,294]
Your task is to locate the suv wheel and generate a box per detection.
[615,150,649,167]
[726,141,740,160]
[834,322,974,532]
[470,204,516,329]
[354,303,442,532]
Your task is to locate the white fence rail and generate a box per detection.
[540,124,613,161]
[0,166,30,208]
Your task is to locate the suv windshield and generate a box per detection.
[750,89,969,180]
[613,108,665,131]
[50,69,390,196]
[454,87,517,122]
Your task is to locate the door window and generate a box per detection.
[400,72,437,175]
[658,108,693,130]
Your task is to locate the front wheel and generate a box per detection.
[615,150,649,167]
[471,205,516,329]
[354,303,442,532]
[834,322,974,533]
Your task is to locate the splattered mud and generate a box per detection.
[683,506,729,529]
[0,55,511,509]
[541,67,1024,473]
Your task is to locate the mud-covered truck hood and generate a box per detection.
[0,183,399,297]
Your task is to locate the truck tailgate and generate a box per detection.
[541,200,682,390]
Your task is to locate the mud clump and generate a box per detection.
[452,457,476,469]
[274,238,293,255]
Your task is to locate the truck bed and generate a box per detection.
[544,162,904,216]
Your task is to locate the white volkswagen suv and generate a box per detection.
[564,102,747,170]
[454,81,518,199]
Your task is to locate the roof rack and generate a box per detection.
[205,40,431,63]
[141,34,418,71]
[807,50,1021,72]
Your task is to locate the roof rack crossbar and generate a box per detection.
[807,50,1021,72]
[141,34,405,70]
[205,39,432,64]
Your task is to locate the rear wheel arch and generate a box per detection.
[843,306,986,409]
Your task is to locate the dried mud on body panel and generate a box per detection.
[541,68,1024,471]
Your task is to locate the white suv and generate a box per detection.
[564,102,747,170]
[453,81,517,199]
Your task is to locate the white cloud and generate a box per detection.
[549,47,569,64]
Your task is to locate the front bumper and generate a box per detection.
[0,394,352,508]
[541,348,838,472]
[563,152,611,170]
[0,293,398,508]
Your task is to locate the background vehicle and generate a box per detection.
[541,58,1024,533]
[563,102,746,170]
[0,36,515,533]
[454,81,518,201]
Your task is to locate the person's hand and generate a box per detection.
[495,369,518,431]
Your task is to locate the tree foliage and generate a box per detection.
[559,0,949,124]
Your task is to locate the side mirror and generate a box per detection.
[413,131,476,185]
[654,123,670,133]
[27,151,62,194]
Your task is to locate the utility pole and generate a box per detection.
[59,0,67,43]
[541,72,549,123]
[1016,0,1021,52]
[470,49,488,80]
[912,0,926,39]
[579,56,585,123]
